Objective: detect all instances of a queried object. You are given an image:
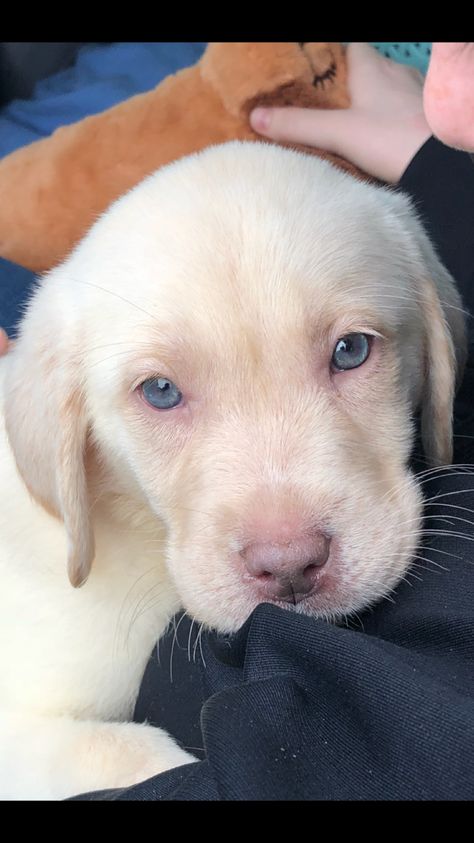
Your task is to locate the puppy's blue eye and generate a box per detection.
[332,333,371,371]
[141,377,182,409]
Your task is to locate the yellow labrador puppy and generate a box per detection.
[0,142,466,799]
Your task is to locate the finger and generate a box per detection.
[0,329,11,355]
[345,42,422,90]
[346,42,383,63]
[345,42,391,76]
[250,106,349,153]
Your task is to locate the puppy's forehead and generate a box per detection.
[82,143,418,343]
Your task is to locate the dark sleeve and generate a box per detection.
[399,136,474,314]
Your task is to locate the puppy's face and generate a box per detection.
[6,143,465,632]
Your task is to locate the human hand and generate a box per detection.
[250,42,432,183]
[0,329,11,355]
[424,43,474,153]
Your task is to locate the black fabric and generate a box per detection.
[72,138,474,801]
[400,136,474,309]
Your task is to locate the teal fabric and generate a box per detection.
[371,43,432,74]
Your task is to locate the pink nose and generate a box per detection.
[240,532,330,604]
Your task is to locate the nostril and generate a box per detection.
[241,533,331,605]
[251,560,324,604]
[241,534,331,574]
[293,561,325,593]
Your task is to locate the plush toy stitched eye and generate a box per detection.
[312,61,337,88]
[331,333,371,371]
[141,377,182,409]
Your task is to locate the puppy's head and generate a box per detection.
[5,142,465,630]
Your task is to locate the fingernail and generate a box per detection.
[250,107,271,133]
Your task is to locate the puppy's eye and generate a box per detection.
[141,377,182,409]
[331,333,371,371]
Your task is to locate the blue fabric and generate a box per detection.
[0,258,37,337]
[0,42,206,335]
[0,42,206,158]
[371,42,432,75]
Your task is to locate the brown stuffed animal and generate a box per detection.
[0,43,367,273]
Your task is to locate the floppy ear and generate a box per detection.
[382,188,467,467]
[4,275,94,587]
[412,226,467,467]
[417,275,459,467]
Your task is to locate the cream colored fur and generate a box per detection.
[0,142,465,799]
